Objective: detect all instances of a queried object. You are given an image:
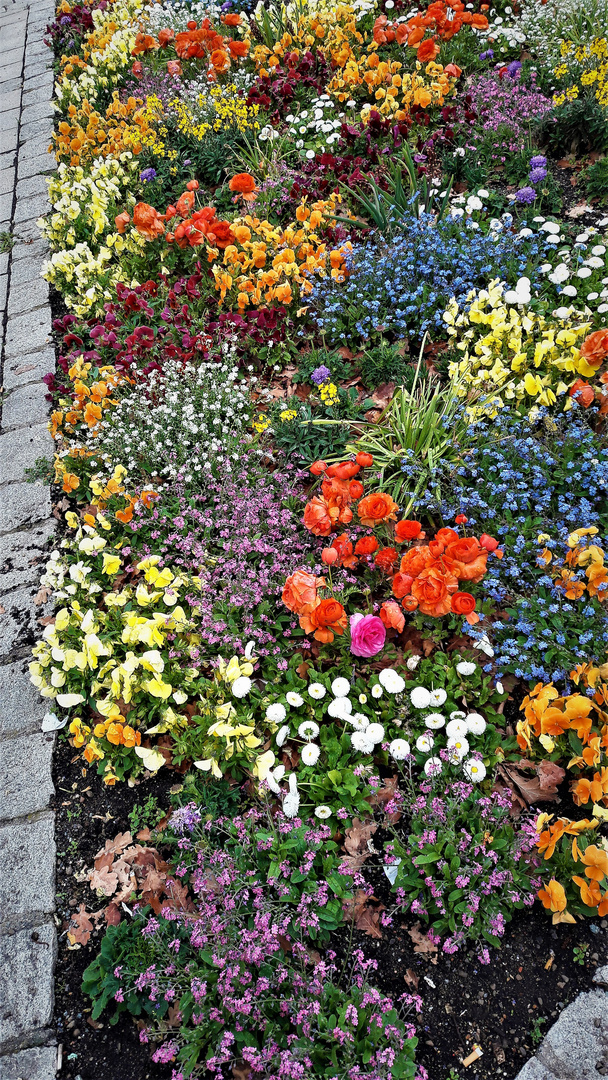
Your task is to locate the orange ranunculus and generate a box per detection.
[167,60,182,75]
[357,492,399,528]
[444,62,462,77]
[379,600,405,633]
[417,36,440,61]
[356,452,374,467]
[402,595,419,611]
[355,536,379,556]
[303,496,336,536]
[580,329,608,368]
[392,571,414,599]
[209,220,235,248]
[411,565,458,617]
[349,480,364,500]
[451,591,477,624]
[569,378,595,407]
[399,546,433,578]
[332,533,357,568]
[310,460,327,475]
[537,879,567,912]
[211,48,230,71]
[334,460,360,480]
[300,597,347,643]
[222,12,241,25]
[115,210,130,233]
[228,38,249,58]
[578,844,608,881]
[228,172,258,201]
[435,527,459,545]
[176,190,196,217]
[537,820,566,860]
[282,569,323,615]
[186,180,198,192]
[375,546,398,573]
[322,547,338,566]
[395,519,423,542]
[444,536,488,583]
[133,201,166,241]
[321,476,353,510]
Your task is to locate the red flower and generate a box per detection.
[375,546,398,573]
[356,452,374,467]
[395,519,423,542]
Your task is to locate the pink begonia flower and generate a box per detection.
[349,613,386,657]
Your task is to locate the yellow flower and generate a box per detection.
[102,552,121,575]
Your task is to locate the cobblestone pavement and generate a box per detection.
[0,0,57,1077]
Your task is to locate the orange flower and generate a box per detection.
[176,190,196,217]
[416,36,440,62]
[587,563,608,599]
[349,480,364,499]
[435,527,459,545]
[228,172,258,201]
[578,844,608,881]
[332,533,357,568]
[228,38,249,58]
[210,48,230,71]
[395,519,423,542]
[392,571,414,599]
[222,12,241,24]
[357,492,399,528]
[122,725,139,748]
[411,565,458,617]
[106,723,124,745]
[444,537,488,583]
[451,591,478,624]
[62,472,80,493]
[537,820,566,860]
[573,768,608,806]
[115,210,130,233]
[356,452,374,467]
[282,570,323,615]
[131,32,158,55]
[354,536,379,556]
[303,496,336,536]
[334,461,360,480]
[580,329,608,368]
[537,879,567,912]
[83,401,102,427]
[167,60,183,75]
[569,378,595,407]
[116,504,134,524]
[300,598,347,643]
[375,546,398,573]
[132,201,165,241]
[158,27,175,46]
[310,460,327,476]
[399,546,433,578]
[379,600,405,633]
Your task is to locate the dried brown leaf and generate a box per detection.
[408,921,438,956]
[343,818,378,857]
[67,904,93,946]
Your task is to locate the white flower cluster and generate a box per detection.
[409,684,487,782]
[285,96,351,159]
[536,224,608,314]
[89,359,251,486]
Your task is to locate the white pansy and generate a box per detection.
[298,720,320,741]
[410,686,431,709]
[466,712,487,735]
[456,661,476,676]
[331,677,351,697]
[301,743,321,766]
[308,683,326,700]
[286,691,304,707]
[389,738,410,760]
[232,676,252,698]
[541,221,560,234]
[267,703,287,723]
[416,733,434,752]
[463,758,487,782]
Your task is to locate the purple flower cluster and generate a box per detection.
[516,153,547,205]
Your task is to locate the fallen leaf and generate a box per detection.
[370,381,395,409]
[136,827,152,842]
[67,904,93,946]
[167,1004,182,1026]
[14,363,39,375]
[37,616,55,626]
[104,902,121,926]
[89,866,119,896]
[343,890,384,939]
[408,922,438,956]
[343,817,378,857]
[232,1063,252,1080]
[34,587,51,606]
[404,968,419,988]
[86,1016,103,1031]
[0,604,5,615]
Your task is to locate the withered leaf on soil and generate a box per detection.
[494,759,565,814]
[370,382,395,409]
[232,1063,252,1080]
[67,904,94,946]
[408,922,438,957]
[88,865,119,896]
[404,968,420,988]
[343,889,385,939]
[104,902,121,926]
[343,817,378,857]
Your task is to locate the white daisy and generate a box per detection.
[389,738,410,760]
[328,697,352,718]
[447,736,469,761]
[298,720,320,741]
[301,743,321,766]
[446,718,468,739]
[286,691,304,707]
[308,683,326,700]
[456,661,476,676]
[463,758,487,782]
[371,684,383,699]
[416,733,434,753]
[424,756,443,777]
[429,688,447,706]
[351,731,376,754]
[315,805,332,819]
[465,713,486,735]
[379,668,406,694]
[410,686,431,709]
[231,676,252,698]
[424,713,446,730]
[331,677,351,697]
[266,703,287,723]
[449,710,467,721]
[366,723,385,744]
[348,713,370,731]
[358,693,368,704]
[276,725,290,748]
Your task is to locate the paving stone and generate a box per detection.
[3,347,55,392]
[0,732,54,819]
[8,256,46,291]
[0,189,14,223]
[0,167,16,195]
[0,424,53,485]
[0,482,50,535]
[0,660,47,738]
[0,520,54,593]
[0,62,23,84]
[20,120,54,148]
[20,85,53,109]
[0,1044,58,1080]
[516,990,608,1080]
[0,814,55,913]
[16,173,50,201]
[4,308,52,359]
[21,101,55,126]
[7,276,49,319]
[13,192,49,226]
[11,237,49,264]
[17,154,54,182]
[1,382,49,431]
[0,923,56,1042]
[0,582,51,655]
[0,89,22,114]
[594,967,608,986]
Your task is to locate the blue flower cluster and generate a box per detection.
[407,409,608,683]
[308,213,545,343]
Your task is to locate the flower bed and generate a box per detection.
[38,0,608,1076]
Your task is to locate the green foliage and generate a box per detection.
[292,347,354,386]
[540,97,608,156]
[585,155,608,204]
[127,794,163,835]
[82,918,163,1022]
[359,342,420,391]
[340,144,453,238]
[24,457,54,484]
[270,389,364,465]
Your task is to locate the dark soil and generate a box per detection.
[53,731,607,1080]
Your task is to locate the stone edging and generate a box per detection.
[0,0,57,1077]
[515,968,608,1080]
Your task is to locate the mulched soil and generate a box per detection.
[53,732,607,1080]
